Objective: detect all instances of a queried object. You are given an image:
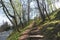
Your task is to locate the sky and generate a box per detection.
[0,1,60,25]
[0,8,11,25]
[30,1,60,18]
[55,2,60,9]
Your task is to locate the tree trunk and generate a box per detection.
[27,0,30,22]
[36,0,45,22]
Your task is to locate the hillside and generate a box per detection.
[7,9,60,40]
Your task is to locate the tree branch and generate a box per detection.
[1,0,14,25]
[1,0,15,18]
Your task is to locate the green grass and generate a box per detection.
[7,26,30,40]
[7,31,20,40]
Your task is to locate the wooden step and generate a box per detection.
[29,28,41,35]
[29,35,44,38]
[27,35,44,40]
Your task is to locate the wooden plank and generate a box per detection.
[29,35,44,38]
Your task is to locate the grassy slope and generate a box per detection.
[7,9,60,40]
[50,9,60,20]
[7,21,34,40]
[39,9,60,39]
[7,25,31,40]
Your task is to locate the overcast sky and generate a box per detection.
[0,0,60,25]
[0,8,11,25]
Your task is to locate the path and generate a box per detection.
[18,21,44,40]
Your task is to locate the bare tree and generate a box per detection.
[42,0,51,21]
[27,0,30,22]
[36,0,46,22]
[0,0,23,32]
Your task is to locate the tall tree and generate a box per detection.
[42,0,51,20]
[27,0,30,22]
[0,0,23,32]
[36,0,46,22]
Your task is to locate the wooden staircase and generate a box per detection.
[18,22,44,40]
[27,27,44,40]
